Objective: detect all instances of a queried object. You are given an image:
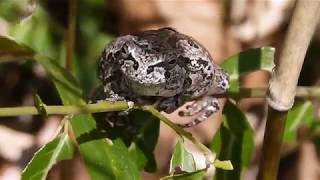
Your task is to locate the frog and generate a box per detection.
[95,27,229,128]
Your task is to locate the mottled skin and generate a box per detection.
[96,27,229,128]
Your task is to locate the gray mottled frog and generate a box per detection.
[95,27,229,128]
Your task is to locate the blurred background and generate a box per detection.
[0,0,320,179]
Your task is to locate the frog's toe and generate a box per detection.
[177,97,219,128]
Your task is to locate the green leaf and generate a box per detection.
[35,54,142,179]
[34,94,48,117]
[284,100,315,144]
[213,159,233,170]
[9,6,65,64]
[169,139,196,174]
[161,169,207,180]
[129,110,159,172]
[21,132,74,180]
[211,100,254,180]
[222,47,275,92]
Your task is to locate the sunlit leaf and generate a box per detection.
[169,139,196,174]
[284,100,315,144]
[213,159,233,170]
[222,47,275,92]
[21,132,74,180]
[211,100,254,180]
[9,6,65,64]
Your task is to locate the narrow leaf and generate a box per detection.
[222,47,275,92]
[21,133,74,180]
[284,100,315,144]
[211,100,254,180]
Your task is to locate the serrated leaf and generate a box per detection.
[21,132,74,180]
[35,54,142,179]
[34,94,47,117]
[161,169,207,180]
[284,100,315,144]
[222,47,275,92]
[211,100,254,180]
[169,139,196,174]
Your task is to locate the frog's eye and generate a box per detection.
[217,75,230,90]
[168,59,176,65]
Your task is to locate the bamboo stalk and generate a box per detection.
[257,1,320,179]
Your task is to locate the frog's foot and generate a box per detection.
[177,97,219,128]
[178,100,210,116]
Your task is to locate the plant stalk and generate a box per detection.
[0,102,129,117]
[258,1,320,179]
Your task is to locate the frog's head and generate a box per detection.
[211,67,230,94]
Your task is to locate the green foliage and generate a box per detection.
[212,159,233,170]
[169,139,197,174]
[21,132,74,180]
[0,0,35,23]
[2,2,314,179]
[35,54,144,179]
[211,101,254,180]
[284,100,315,144]
[0,32,279,179]
[222,47,275,92]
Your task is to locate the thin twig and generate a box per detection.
[0,101,129,117]
[66,0,77,71]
